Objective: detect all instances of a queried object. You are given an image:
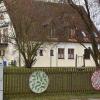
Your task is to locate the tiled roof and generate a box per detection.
[4,0,100,43]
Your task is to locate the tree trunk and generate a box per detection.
[25,62,32,68]
[25,60,33,68]
[25,59,36,68]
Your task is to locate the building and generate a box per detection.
[0,2,9,67]
[2,0,100,67]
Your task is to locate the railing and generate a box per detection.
[3,67,99,98]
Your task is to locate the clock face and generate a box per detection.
[29,71,49,93]
[91,70,100,90]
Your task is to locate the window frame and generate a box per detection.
[0,50,5,56]
[58,48,64,59]
[84,49,90,59]
[68,48,74,59]
[50,50,54,56]
[39,49,43,56]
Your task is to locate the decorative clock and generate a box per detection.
[91,70,100,90]
[29,71,49,93]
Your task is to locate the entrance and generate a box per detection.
[76,54,85,67]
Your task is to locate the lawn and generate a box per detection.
[4,93,100,100]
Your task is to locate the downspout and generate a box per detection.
[19,50,21,67]
[56,45,58,67]
[75,54,77,68]
[50,49,52,67]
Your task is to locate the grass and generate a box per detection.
[4,93,100,100]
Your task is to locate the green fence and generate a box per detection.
[4,67,99,99]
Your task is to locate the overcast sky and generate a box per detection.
[73,0,100,30]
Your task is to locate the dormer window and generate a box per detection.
[82,31,86,37]
[49,23,56,38]
[70,29,75,38]
[71,29,75,34]
[93,32,98,37]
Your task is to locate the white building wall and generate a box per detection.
[1,32,97,67]
[32,42,96,67]
[2,34,97,67]
[0,1,98,67]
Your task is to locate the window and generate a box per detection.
[58,48,64,59]
[48,23,56,38]
[84,49,90,59]
[3,50,5,56]
[0,50,5,56]
[11,60,16,66]
[93,32,98,37]
[82,31,86,37]
[0,14,4,20]
[50,50,54,56]
[0,30,1,43]
[39,50,43,56]
[68,49,74,59]
[0,51,1,56]
[70,29,75,38]
[3,28,8,43]
[3,28,8,34]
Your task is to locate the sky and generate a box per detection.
[74,0,100,30]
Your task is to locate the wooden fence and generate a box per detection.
[3,67,99,99]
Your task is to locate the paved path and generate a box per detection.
[71,99,100,100]
[88,98,100,100]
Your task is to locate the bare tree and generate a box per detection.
[0,0,2,3]
[67,0,100,67]
[4,0,70,68]
[4,0,48,68]
[4,0,100,68]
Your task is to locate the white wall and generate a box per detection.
[4,42,97,67]
[0,2,98,67]
[33,42,96,67]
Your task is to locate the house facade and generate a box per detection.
[0,2,9,66]
[1,0,100,67]
[33,42,96,67]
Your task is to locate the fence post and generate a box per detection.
[75,54,77,68]
[0,63,3,100]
